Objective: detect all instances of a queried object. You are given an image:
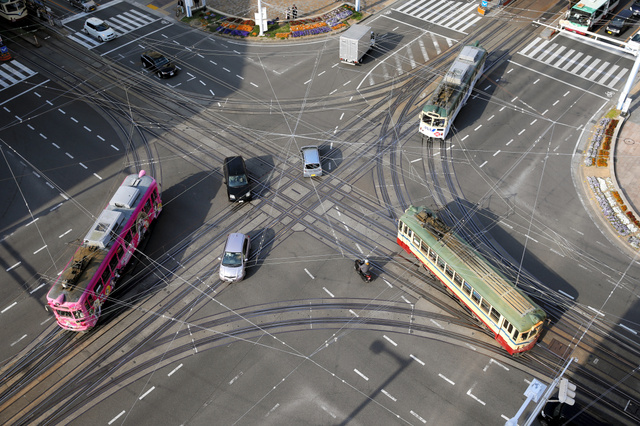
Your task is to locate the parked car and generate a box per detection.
[301,145,322,177]
[631,0,640,16]
[69,0,96,12]
[219,233,251,282]
[223,156,251,202]
[606,9,633,36]
[627,32,640,52]
[140,50,177,78]
[83,18,116,42]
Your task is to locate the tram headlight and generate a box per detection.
[229,194,236,200]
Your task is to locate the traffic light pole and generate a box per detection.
[505,356,577,426]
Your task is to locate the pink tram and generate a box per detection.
[46,171,162,331]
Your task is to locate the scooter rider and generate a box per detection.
[359,259,370,275]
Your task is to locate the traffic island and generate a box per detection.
[580,110,640,250]
[179,4,360,39]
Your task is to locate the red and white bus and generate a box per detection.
[46,171,162,331]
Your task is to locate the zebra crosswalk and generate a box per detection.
[68,9,158,48]
[0,60,37,91]
[394,0,482,34]
[519,38,630,89]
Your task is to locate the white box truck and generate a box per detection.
[339,24,375,65]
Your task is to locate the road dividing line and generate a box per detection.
[383,279,392,288]
[439,374,455,385]
[383,335,397,346]
[323,287,335,298]
[354,369,369,381]
[381,389,397,401]
[30,283,46,294]
[6,262,21,272]
[304,268,315,279]
[2,302,17,313]
[108,411,126,425]
[139,386,155,400]
[410,410,427,423]
[410,354,425,366]
[168,363,183,376]
[10,334,27,346]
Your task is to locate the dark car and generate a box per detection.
[606,9,633,36]
[631,0,640,17]
[141,51,177,78]
[223,156,251,202]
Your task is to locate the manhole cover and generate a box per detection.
[548,338,569,358]
[624,138,635,145]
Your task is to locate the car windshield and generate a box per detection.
[305,163,320,170]
[222,252,242,267]
[228,174,248,187]
[96,22,110,31]
[154,56,169,66]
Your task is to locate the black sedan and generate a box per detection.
[141,51,177,79]
[223,156,251,202]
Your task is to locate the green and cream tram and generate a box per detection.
[397,205,546,355]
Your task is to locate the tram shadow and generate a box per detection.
[451,52,508,135]
[98,170,220,327]
[446,198,576,331]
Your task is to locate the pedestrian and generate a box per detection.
[292,4,297,19]
[286,6,290,20]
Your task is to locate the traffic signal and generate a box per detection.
[559,378,577,405]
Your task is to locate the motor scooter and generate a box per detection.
[354,259,373,282]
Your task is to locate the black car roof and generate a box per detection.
[224,156,246,174]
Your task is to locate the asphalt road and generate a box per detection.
[1,0,639,425]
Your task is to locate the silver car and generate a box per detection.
[219,233,251,282]
[301,145,322,177]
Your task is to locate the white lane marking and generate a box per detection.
[525,235,538,243]
[79,163,87,169]
[401,295,411,304]
[70,117,78,123]
[250,82,258,87]
[439,374,455,385]
[320,405,336,418]
[304,79,312,84]
[41,316,53,325]
[58,108,65,114]
[383,335,397,346]
[65,152,74,159]
[110,144,119,150]
[354,369,369,381]
[94,173,102,180]
[381,389,397,401]
[229,371,244,384]
[83,126,91,132]
[59,229,72,238]
[542,109,548,115]
[323,287,334,298]
[411,158,421,163]
[349,309,359,317]
[410,354,425,365]
[619,324,637,334]
[430,319,443,329]
[10,334,27,347]
[139,386,155,400]
[518,129,526,135]
[467,385,486,405]
[588,306,605,317]
[506,139,513,146]
[530,119,537,125]
[493,150,501,157]
[2,302,18,313]
[474,124,482,131]
[30,283,46,294]
[39,133,47,139]
[479,161,487,168]
[501,415,510,421]
[6,262,21,272]
[168,363,183,376]
[433,151,440,157]
[304,268,315,279]
[383,279,392,288]
[108,411,126,425]
[356,243,363,254]
[558,289,574,299]
[553,100,560,106]
[461,135,469,141]
[563,91,570,96]
[410,410,427,423]
[465,343,477,351]
[483,359,509,372]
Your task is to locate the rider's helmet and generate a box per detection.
[364,259,369,265]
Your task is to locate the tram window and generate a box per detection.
[437,257,446,270]
[462,281,472,296]
[489,307,500,323]
[116,245,124,259]
[413,234,420,246]
[520,331,530,341]
[56,309,73,318]
[471,289,481,305]
[144,199,152,214]
[512,329,519,341]
[445,265,454,278]
[429,250,436,261]
[504,320,514,334]
[108,254,119,273]
[480,298,490,313]
[420,243,429,257]
[434,118,445,127]
[100,268,111,287]
[123,230,133,246]
[453,273,463,287]
[398,221,403,232]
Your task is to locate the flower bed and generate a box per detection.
[290,22,330,37]
[587,176,640,246]
[585,118,619,167]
